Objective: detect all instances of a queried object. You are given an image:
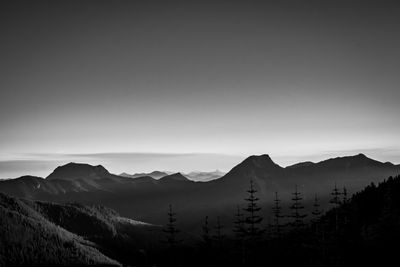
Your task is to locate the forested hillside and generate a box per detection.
[0,193,120,266]
[0,193,164,267]
[150,175,400,267]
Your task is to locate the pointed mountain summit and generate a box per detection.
[221,154,283,181]
[214,154,286,196]
[46,162,113,181]
[237,154,282,170]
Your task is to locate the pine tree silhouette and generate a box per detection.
[342,186,349,227]
[272,191,283,238]
[233,205,245,240]
[342,186,348,203]
[311,194,324,237]
[331,183,342,206]
[330,183,342,232]
[163,204,180,247]
[289,185,307,230]
[243,180,264,240]
[233,205,246,265]
[202,216,211,244]
[212,216,225,248]
[312,194,323,220]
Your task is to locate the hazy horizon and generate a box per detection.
[1,1,399,178]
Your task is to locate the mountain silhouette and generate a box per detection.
[47,162,113,180]
[159,172,190,182]
[0,154,399,227]
[217,154,284,184]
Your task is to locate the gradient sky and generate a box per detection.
[1,1,400,178]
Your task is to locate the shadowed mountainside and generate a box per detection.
[0,192,166,267]
[0,192,121,266]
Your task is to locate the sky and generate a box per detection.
[1,1,400,178]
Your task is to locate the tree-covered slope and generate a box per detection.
[0,192,165,267]
[0,193,121,267]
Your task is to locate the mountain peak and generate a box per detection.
[159,172,190,182]
[239,154,281,169]
[340,153,373,163]
[220,154,283,183]
[354,153,368,159]
[46,162,111,181]
[317,153,389,169]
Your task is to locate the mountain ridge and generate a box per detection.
[120,171,169,179]
[1,153,399,226]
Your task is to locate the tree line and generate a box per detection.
[163,180,350,244]
[160,180,353,267]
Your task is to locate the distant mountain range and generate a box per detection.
[119,170,225,181]
[185,170,225,181]
[0,154,399,229]
[120,171,169,179]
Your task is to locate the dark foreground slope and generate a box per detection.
[266,174,400,267]
[326,174,400,250]
[0,193,166,267]
[0,193,120,267]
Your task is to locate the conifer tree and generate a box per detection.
[330,183,342,232]
[342,186,348,203]
[381,184,395,227]
[330,183,342,206]
[163,204,180,247]
[272,191,283,238]
[311,194,324,236]
[212,216,225,246]
[233,205,245,240]
[243,180,264,240]
[312,194,323,220]
[233,205,246,265]
[342,186,349,227]
[202,216,211,244]
[289,185,307,230]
